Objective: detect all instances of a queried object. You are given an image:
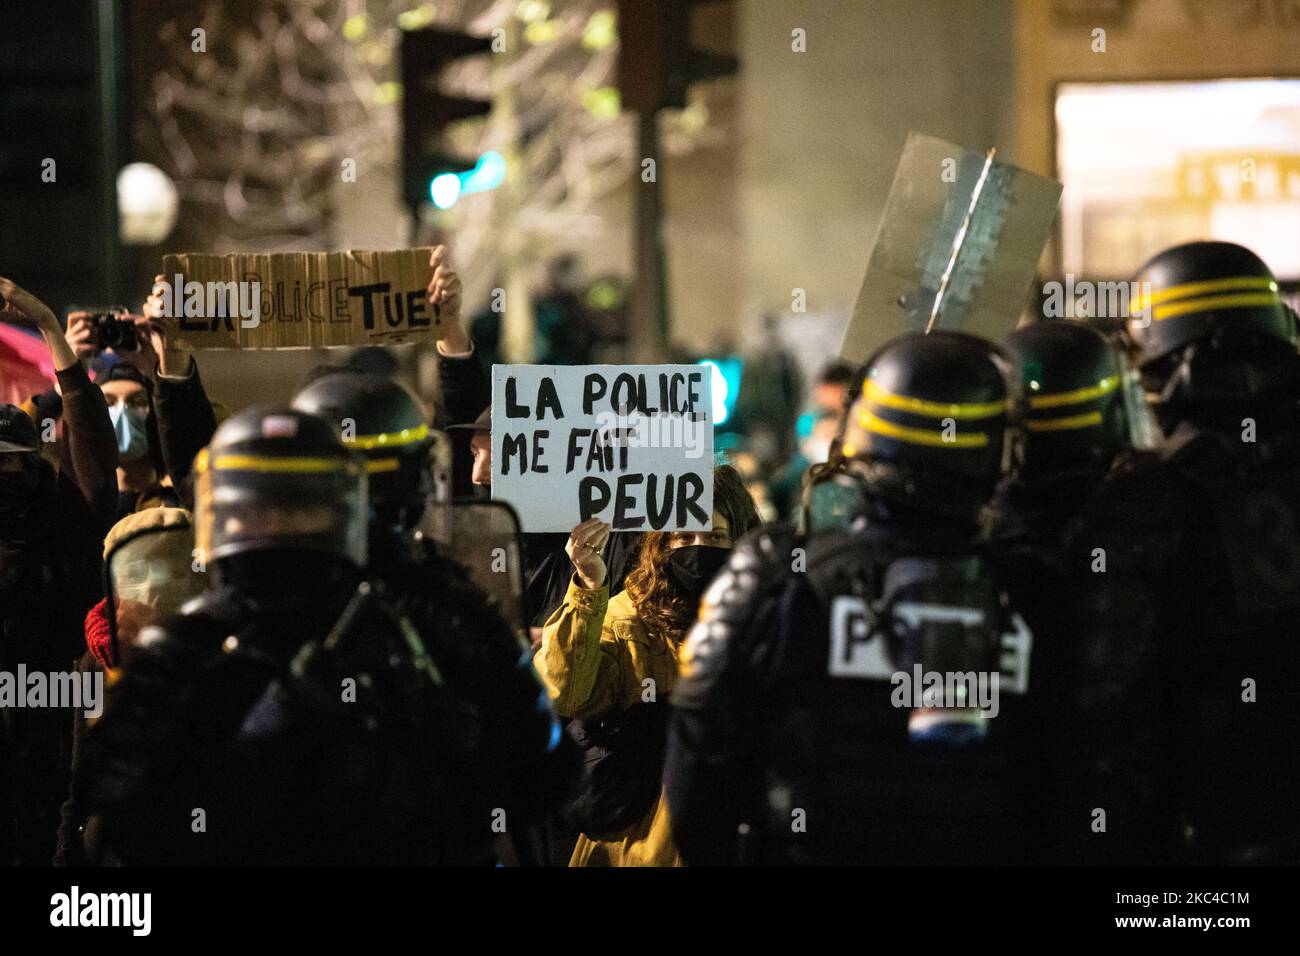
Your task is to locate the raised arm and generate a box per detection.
[0,279,116,529]
[534,518,623,719]
[0,277,79,372]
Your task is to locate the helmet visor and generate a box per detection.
[1121,367,1159,450]
[106,525,205,654]
[196,454,367,567]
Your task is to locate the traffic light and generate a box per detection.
[696,357,743,426]
[616,0,739,114]
[400,28,493,211]
[429,150,506,210]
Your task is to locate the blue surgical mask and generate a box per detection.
[108,403,150,464]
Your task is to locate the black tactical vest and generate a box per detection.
[748,523,1047,865]
[1161,430,1300,862]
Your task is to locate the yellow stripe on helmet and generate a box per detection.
[365,457,401,474]
[1131,276,1277,314]
[865,380,1009,419]
[346,424,430,450]
[1027,375,1120,409]
[212,454,354,474]
[1151,292,1282,322]
[1026,410,1104,432]
[860,411,989,448]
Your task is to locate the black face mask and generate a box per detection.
[0,455,55,542]
[666,545,730,598]
[216,550,356,605]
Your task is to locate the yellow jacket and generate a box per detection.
[536,577,683,867]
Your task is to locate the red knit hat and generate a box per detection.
[85,598,114,670]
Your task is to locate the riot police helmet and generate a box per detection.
[194,406,367,582]
[839,331,1013,517]
[292,371,434,529]
[1004,319,1156,478]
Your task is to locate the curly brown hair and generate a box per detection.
[623,463,760,642]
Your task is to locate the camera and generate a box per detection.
[89,309,138,352]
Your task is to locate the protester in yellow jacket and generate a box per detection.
[536,464,760,866]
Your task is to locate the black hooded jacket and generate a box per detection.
[1,362,116,865]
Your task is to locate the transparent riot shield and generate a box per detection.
[842,132,1063,365]
[105,524,206,660]
[445,498,527,635]
[419,428,455,546]
[408,432,525,629]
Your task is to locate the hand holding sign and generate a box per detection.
[429,245,470,355]
[142,274,190,377]
[566,517,611,589]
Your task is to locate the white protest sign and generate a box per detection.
[491,364,713,533]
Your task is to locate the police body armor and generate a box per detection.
[671,331,1049,865]
[729,522,1042,867]
[1051,424,1300,865]
[79,406,501,865]
[294,377,573,856]
[380,527,561,775]
[1095,240,1300,863]
[79,580,496,866]
[1157,427,1300,863]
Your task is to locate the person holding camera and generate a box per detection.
[63,277,217,517]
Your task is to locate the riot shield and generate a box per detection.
[445,498,527,635]
[105,524,206,660]
[842,132,1063,364]
[419,428,455,546]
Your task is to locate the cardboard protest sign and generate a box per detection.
[841,133,1062,365]
[491,364,714,533]
[160,248,442,349]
